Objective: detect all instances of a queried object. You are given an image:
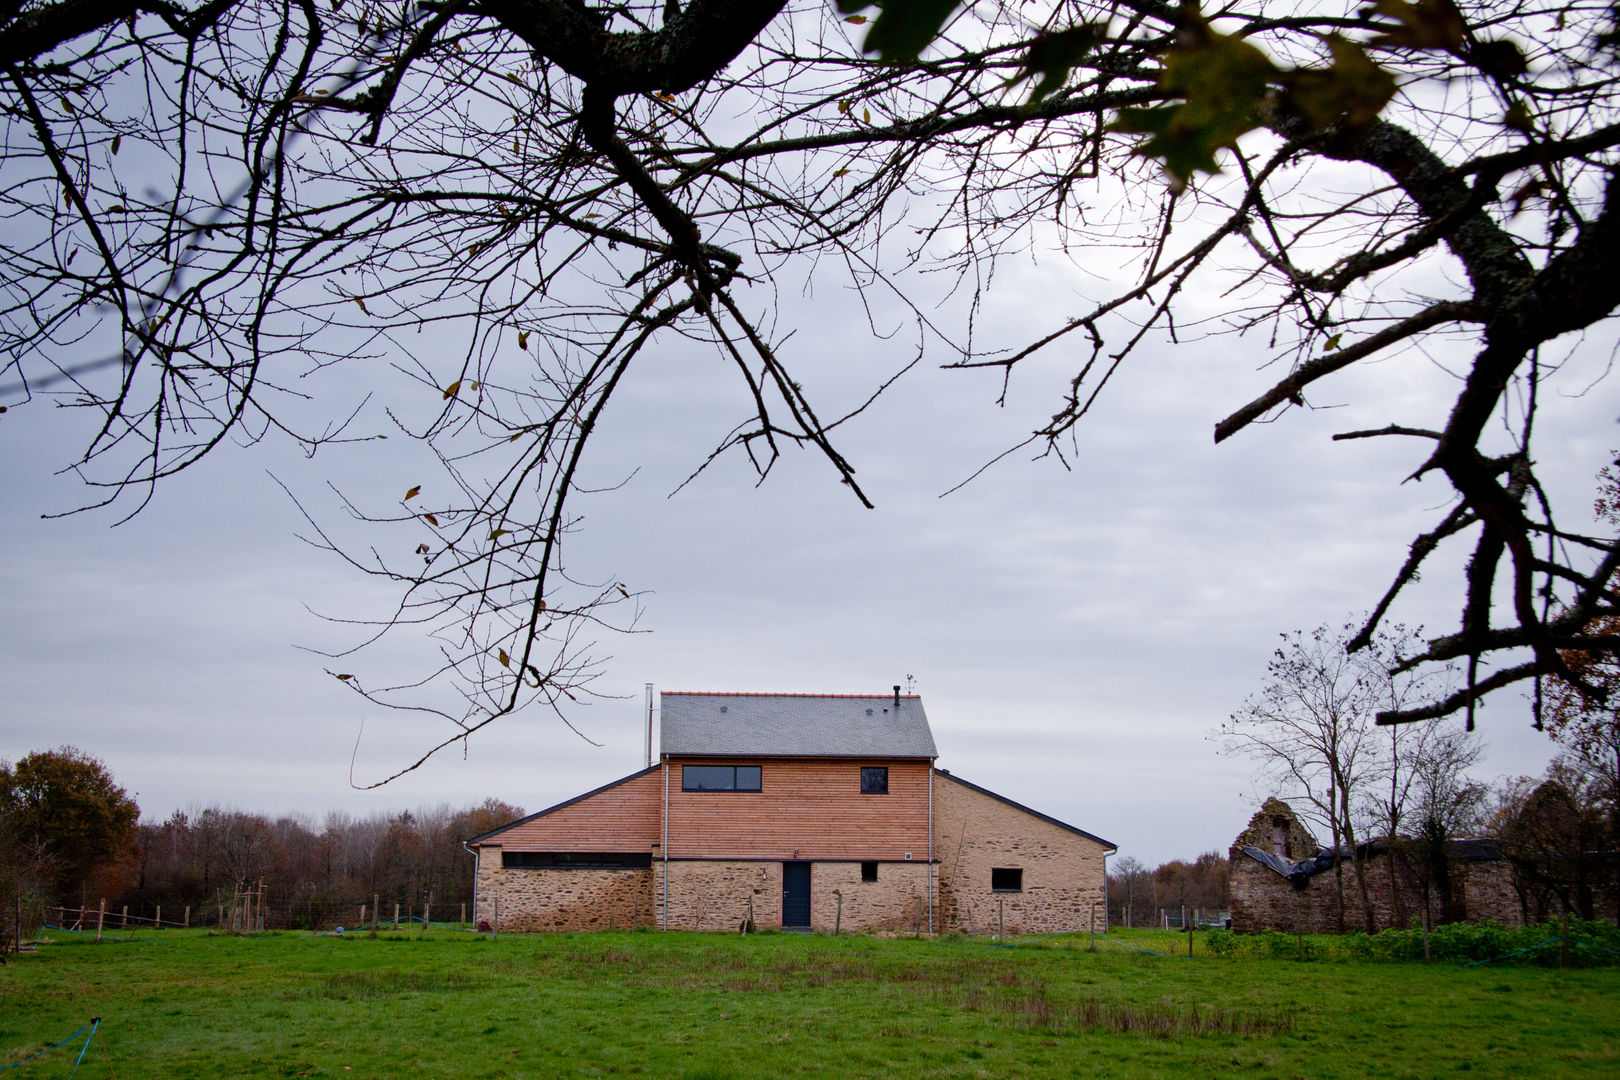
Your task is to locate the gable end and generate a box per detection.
[465,764,661,845]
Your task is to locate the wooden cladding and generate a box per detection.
[667,757,930,861]
[484,770,662,853]
[479,757,934,863]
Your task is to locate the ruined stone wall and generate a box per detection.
[1230,851,1528,933]
[1232,798,1319,860]
[1460,860,1526,925]
[1229,857,1330,934]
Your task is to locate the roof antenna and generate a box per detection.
[893,684,901,708]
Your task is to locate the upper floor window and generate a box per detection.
[681,764,762,792]
[860,766,889,794]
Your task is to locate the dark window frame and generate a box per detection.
[502,851,653,870]
[991,867,1023,893]
[680,764,763,792]
[860,861,879,883]
[860,766,889,795]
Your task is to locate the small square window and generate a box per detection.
[860,766,888,794]
[991,867,1022,892]
[861,861,878,883]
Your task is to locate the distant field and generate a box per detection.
[1,926,1615,1078]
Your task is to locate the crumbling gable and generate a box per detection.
[1230,798,1318,862]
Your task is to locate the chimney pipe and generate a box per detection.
[893,684,900,708]
[645,682,654,768]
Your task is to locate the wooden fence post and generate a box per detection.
[96,899,105,943]
[460,902,466,927]
[184,905,190,929]
[492,894,498,940]
[155,905,161,931]
[394,902,400,929]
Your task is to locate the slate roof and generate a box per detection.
[660,691,938,758]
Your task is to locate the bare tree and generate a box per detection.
[1220,620,1453,930]
[3,0,1619,773]
[1107,853,1149,927]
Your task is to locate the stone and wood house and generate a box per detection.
[1228,799,1523,933]
[466,690,1114,934]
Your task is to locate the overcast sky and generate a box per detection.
[3,149,1612,870]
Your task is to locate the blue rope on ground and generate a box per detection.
[1093,932,1175,957]
[1568,939,1620,958]
[0,1019,96,1073]
[66,1019,99,1080]
[1459,938,1562,967]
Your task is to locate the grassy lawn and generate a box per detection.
[1,926,1615,1078]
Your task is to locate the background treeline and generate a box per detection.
[2,748,525,932]
[116,800,523,929]
[1106,852,1231,928]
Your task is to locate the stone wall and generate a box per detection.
[934,773,1108,936]
[657,860,779,932]
[474,852,654,932]
[811,861,930,934]
[1230,849,1527,934]
[1232,798,1319,860]
[650,859,933,932]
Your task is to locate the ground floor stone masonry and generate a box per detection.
[474,857,654,932]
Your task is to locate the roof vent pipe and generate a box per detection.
[893,684,900,709]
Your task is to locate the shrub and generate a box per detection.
[1204,928,1238,957]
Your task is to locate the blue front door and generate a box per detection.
[782,861,811,928]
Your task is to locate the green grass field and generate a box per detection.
[2,926,1616,1078]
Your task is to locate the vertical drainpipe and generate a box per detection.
[1101,848,1111,930]
[927,757,935,934]
[662,752,670,931]
[463,842,480,926]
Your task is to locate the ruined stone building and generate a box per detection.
[1228,799,1522,933]
[467,690,1114,934]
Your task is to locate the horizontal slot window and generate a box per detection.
[502,852,653,869]
[681,764,762,792]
